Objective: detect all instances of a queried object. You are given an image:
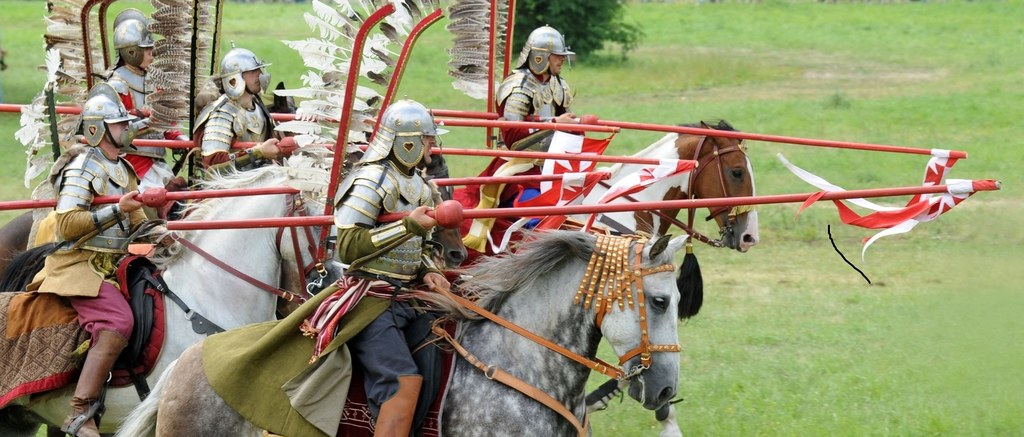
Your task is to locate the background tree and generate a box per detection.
[513,0,643,60]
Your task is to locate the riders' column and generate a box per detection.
[25,84,156,437]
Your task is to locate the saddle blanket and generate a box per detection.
[0,292,89,408]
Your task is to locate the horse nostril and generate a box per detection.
[658,386,675,406]
[743,234,757,244]
[449,250,466,263]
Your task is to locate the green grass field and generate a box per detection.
[2,1,1021,435]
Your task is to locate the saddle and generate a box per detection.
[112,255,168,396]
[0,256,169,407]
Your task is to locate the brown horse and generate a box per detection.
[0,212,32,276]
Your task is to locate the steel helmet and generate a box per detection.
[112,10,154,68]
[517,26,574,76]
[216,47,272,99]
[362,99,442,170]
[81,83,137,147]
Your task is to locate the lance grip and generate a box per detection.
[379,200,464,229]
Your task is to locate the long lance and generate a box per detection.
[399,108,975,159]
[3,106,968,158]
[0,172,614,212]
[0,187,298,212]
[156,180,1000,231]
[125,139,688,168]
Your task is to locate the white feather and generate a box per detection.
[44,48,62,84]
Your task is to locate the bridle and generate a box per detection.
[683,133,754,248]
[576,235,679,375]
[276,194,327,296]
[433,234,678,436]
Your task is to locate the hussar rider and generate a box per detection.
[193,47,295,176]
[463,25,582,253]
[27,84,162,437]
[328,99,451,435]
[105,9,186,195]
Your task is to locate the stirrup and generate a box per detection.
[61,400,104,436]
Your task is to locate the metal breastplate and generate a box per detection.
[233,101,269,143]
[110,68,166,159]
[358,166,435,280]
[497,70,573,121]
[55,149,136,253]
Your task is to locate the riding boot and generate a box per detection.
[61,330,128,437]
[373,375,422,437]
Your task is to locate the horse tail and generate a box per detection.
[0,243,57,292]
[114,359,175,437]
[676,243,704,319]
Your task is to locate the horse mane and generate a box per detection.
[681,119,736,132]
[150,154,332,267]
[452,231,596,318]
[0,243,57,292]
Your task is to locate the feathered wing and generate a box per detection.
[148,0,214,130]
[446,0,507,100]
[18,0,94,188]
[276,0,444,152]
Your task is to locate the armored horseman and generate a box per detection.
[193,47,294,176]
[26,85,159,437]
[461,25,582,254]
[326,98,450,435]
[105,9,185,195]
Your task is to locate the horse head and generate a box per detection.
[598,234,686,410]
[676,120,759,252]
[424,154,468,268]
[267,81,296,114]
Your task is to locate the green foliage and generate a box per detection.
[513,0,643,60]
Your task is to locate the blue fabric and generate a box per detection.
[347,300,419,416]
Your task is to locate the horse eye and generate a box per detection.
[651,296,669,312]
[730,168,745,180]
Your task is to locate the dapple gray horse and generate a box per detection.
[116,231,687,436]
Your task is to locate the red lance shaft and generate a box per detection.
[160,180,1001,231]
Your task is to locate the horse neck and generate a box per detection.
[460,259,602,406]
[583,133,692,233]
[161,193,289,328]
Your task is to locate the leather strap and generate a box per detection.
[433,325,589,437]
[433,285,624,380]
[172,233,305,303]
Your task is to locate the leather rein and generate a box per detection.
[172,193,322,304]
[432,235,678,436]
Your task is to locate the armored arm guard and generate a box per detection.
[200,109,238,157]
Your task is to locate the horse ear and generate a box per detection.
[665,234,689,257]
[700,120,711,129]
[647,235,672,260]
[275,81,286,91]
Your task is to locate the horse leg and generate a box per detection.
[154,343,260,437]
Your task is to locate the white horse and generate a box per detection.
[114,231,687,436]
[0,159,332,436]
